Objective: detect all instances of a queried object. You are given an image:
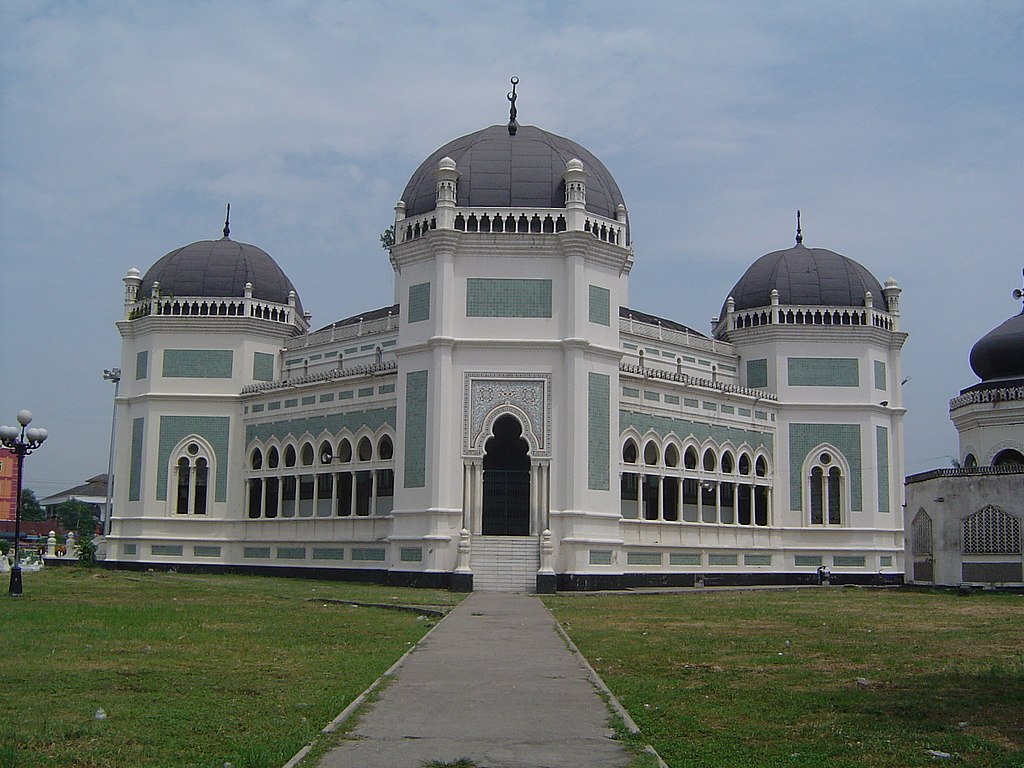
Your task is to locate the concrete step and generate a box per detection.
[470,535,540,593]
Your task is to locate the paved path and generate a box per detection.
[316,591,632,768]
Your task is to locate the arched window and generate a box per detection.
[319,441,334,465]
[755,456,767,477]
[643,441,660,465]
[284,444,297,468]
[665,444,680,468]
[622,440,638,464]
[337,438,352,463]
[993,448,1024,467]
[684,447,698,470]
[378,435,394,460]
[250,449,263,471]
[702,449,716,472]
[808,451,843,525]
[172,439,212,515]
[738,453,751,475]
[301,442,315,466]
[267,446,280,469]
[721,451,734,473]
[963,453,977,469]
[357,436,373,462]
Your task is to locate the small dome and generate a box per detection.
[969,309,1024,383]
[139,237,302,315]
[401,124,626,228]
[724,243,884,314]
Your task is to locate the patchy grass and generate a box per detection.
[545,588,1024,768]
[0,567,460,768]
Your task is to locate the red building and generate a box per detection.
[0,448,18,522]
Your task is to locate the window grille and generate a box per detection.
[911,509,933,556]
[962,505,1021,555]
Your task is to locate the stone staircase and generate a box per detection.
[470,535,540,592]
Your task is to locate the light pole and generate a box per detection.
[0,410,48,596]
[102,368,121,535]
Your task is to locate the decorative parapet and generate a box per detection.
[241,360,397,395]
[396,207,626,248]
[720,303,896,335]
[619,362,776,401]
[949,385,1024,411]
[127,294,306,331]
[620,316,731,356]
[284,312,399,351]
[906,464,1024,485]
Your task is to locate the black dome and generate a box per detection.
[140,237,302,315]
[969,310,1024,383]
[724,243,884,314]
[401,124,626,226]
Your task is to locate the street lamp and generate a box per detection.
[0,410,48,596]
[102,368,121,535]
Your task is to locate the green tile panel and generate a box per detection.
[157,416,230,502]
[787,357,859,387]
[340,391,354,400]
[285,399,298,408]
[466,278,552,318]
[876,425,890,513]
[253,352,275,382]
[589,285,611,326]
[404,370,428,488]
[319,393,335,403]
[589,550,613,565]
[708,553,737,566]
[277,547,306,560]
[268,401,281,411]
[664,395,680,405]
[163,349,233,378]
[135,350,148,380]
[252,404,265,413]
[621,410,773,455]
[788,423,862,511]
[627,551,662,566]
[644,391,660,402]
[408,282,431,323]
[669,553,701,566]
[194,546,221,557]
[379,384,396,394]
[301,396,316,406]
[623,387,640,398]
[588,373,610,490]
[400,547,423,562]
[746,359,767,388]
[123,543,137,555]
[244,547,271,559]
[744,554,772,566]
[129,417,145,501]
[313,548,345,560]
[151,544,183,556]
[874,360,887,390]
[721,405,735,414]
[352,547,386,562]
[833,555,866,568]
[684,398,698,408]
[358,387,374,397]
[245,407,396,445]
[794,555,822,567]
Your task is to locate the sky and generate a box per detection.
[1,1,1021,499]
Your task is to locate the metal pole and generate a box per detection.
[103,370,121,535]
[10,445,25,595]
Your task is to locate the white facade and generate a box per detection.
[105,122,908,591]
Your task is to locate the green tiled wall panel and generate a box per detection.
[588,373,610,490]
[352,547,386,562]
[244,547,271,559]
[589,550,613,565]
[834,555,866,567]
[644,391,660,402]
[157,416,230,502]
[746,359,768,388]
[253,352,275,382]
[874,360,887,390]
[664,395,680,405]
[787,357,859,387]
[408,282,431,323]
[400,547,423,562]
[404,370,428,488]
[620,410,773,455]
[151,544,182,556]
[589,285,611,326]
[876,425,890,513]
[358,387,374,397]
[795,555,822,567]
[245,407,396,445]
[301,396,316,405]
[319,393,335,403]
[379,384,396,394]
[313,548,345,560]
[744,554,772,566]
[277,547,306,559]
[284,399,298,408]
[135,350,148,380]
[789,423,862,511]
[622,387,639,398]
[627,551,662,566]
[669,553,701,566]
[708,554,737,566]
[129,417,144,501]
[466,278,552,318]
[194,546,221,557]
[163,349,233,378]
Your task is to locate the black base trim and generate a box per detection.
[535,573,557,594]
[557,571,904,591]
[450,572,474,592]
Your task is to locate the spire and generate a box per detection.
[795,209,803,244]
[507,76,519,136]
[223,203,231,239]
[1013,267,1024,311]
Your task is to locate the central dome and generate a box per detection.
[401,125,626,223]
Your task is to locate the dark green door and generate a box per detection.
[481,415,531,536]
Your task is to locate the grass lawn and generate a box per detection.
[0,567,461,768]
[545,588,1024,768]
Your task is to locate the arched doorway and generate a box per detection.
[482,415,531,535]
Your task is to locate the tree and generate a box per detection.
[54,500,99,533]
[20,489,45,521]
[380,225,395,253]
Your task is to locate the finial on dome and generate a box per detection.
[795,209,803,244]
[1013,267,1024,310]
[507,76,519,136]
[223,203,231,239]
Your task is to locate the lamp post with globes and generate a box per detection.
[0,410,48,596]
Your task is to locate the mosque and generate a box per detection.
[904,276,1024,587]
[105,89,909,591]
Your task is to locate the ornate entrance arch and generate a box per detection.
[481,415,531,535]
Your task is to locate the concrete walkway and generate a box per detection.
[315,592,632,768]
